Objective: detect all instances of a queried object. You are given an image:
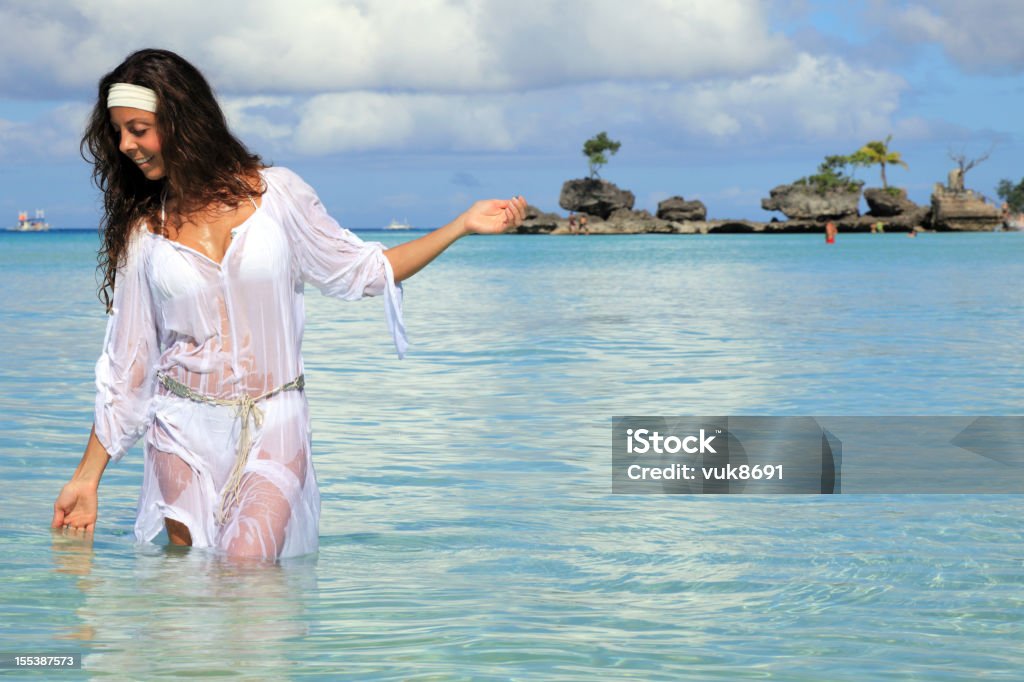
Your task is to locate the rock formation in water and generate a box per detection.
[863,187,930,228]
[761,184,861,220]
[599,208,674,234]
[863,187,918,217]
[929,184,1002,231]
[513,204,563,234]
[656,196,707,221]
[559,178,635,219]
[519,169,1002,235]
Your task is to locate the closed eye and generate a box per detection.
[110,124,150,136]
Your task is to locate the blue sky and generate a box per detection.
[1,0,1021,229]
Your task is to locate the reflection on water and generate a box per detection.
[50,531,315,678]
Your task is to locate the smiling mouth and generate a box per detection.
[134,155,154,165]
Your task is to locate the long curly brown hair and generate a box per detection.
[81,48,265,311]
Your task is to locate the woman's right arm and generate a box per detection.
[51,426,110,532]
[53,228,159,531]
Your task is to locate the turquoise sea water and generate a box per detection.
[1,230,1022,679]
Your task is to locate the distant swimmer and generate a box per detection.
[825,220,837,244]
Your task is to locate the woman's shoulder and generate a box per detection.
[128,219,153,243]
[259,166,322,209]
[260,165,311,191]
[112,220,154,275]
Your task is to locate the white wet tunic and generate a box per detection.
[93,166,406,559]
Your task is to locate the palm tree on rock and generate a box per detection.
[852,135,908,190]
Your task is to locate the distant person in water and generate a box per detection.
[580,214,589,235]
[568,212,578,235]
[871,221,885,234]
[825,221,837,244]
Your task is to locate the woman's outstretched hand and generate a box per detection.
[384,196,529,283]
[461,196,528,235]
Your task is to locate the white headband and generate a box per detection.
[107,82,158,112]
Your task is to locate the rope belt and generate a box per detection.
[156,372,305,525]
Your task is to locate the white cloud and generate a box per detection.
[0,2,912,158]
[659,53,906,142]
[888,0,1024,73]
[292,91,516,154]
[221,96,296,141]
[210,51,907,155]
[0,0,794,95]
[0,102,89,160]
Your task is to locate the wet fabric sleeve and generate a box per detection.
[94,231,160,462]
[275,168,407,358]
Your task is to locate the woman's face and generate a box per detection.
[109,106,165,181]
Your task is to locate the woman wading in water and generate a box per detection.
[51,49,526,559]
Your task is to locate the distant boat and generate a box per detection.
[384,218,412,231]
[10,209,50,232]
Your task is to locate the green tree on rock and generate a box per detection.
[850,134,908,190]
[583,132,621,179]
[794,154,863,194]
[996,178,1024,213]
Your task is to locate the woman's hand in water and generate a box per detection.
[460,196,528,235]
[52,480,99,533]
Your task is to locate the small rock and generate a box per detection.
[864,187,922,217]
[657,196,707,221]
[513,204,562,234]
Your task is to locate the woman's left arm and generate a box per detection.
[384,196,527,283]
